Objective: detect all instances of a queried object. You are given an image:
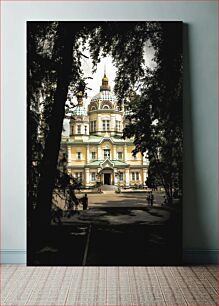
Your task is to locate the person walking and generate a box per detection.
[82,193,88,210]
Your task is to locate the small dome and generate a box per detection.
[91,90,116,102]
[72,105,87,116]
[89,72,118,110]
[102,75,108,82]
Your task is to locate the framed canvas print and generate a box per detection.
[27,21,182,266]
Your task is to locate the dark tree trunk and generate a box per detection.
[35,23,76,229]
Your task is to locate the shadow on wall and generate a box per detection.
[183,24,208,259]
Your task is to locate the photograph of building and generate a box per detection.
[61,72,148,188]
[27,21,183,266]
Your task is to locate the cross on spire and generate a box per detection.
[104,63,106,77]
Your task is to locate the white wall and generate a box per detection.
[1,1,218,263]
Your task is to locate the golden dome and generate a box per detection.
[102,74,108,82]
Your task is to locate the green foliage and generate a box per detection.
[115,189,121,194]
[122,22,183,203]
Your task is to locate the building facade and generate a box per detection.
[61,73,148,188]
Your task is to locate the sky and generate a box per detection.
[63,40,156,135]
[80,39,156,102]
[81,55,117,101]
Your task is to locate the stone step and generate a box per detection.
[100,184,117,191]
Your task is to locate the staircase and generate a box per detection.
[101,184,117,191]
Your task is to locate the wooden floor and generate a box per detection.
[1,265,218,305]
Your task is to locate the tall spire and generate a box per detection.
[100,63,110,91]
[104,63,106,77]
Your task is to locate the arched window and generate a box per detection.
[91,106,96,111]
[102,105,110,109]
[101,101,112,109]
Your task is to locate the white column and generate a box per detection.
[111,114,116,135]
[97,167,102,184]
[67,146,71,165]
[111,114,116,129]
[124,144,127,162]
[114,168,118,185]
[125,168,130,187]
[143,168,148,186]
[138,170,142,183]
[113,145,117,160]
[98,145,101,160]
[86,145,90,163]
[141,153,144,165]
[85,168,90,187]
[97,114,102,135]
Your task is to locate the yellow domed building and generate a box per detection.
[61,72,149,188]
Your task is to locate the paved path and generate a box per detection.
[87,192,148,207]
[54,190,165,209]
[83,191,165,208]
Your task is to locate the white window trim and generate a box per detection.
[91,152,96,160]
[102,119,110,131]
[104,149,110,159]
[119,173,124,181]
[77,125,81,134]
[75,172,83,180]
[91,172,96,181]
[118,152,123,160]
[131,172,140,181]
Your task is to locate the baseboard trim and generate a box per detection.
[0,249,218,264]
[183,249,218,264]
[0,250,26,264]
